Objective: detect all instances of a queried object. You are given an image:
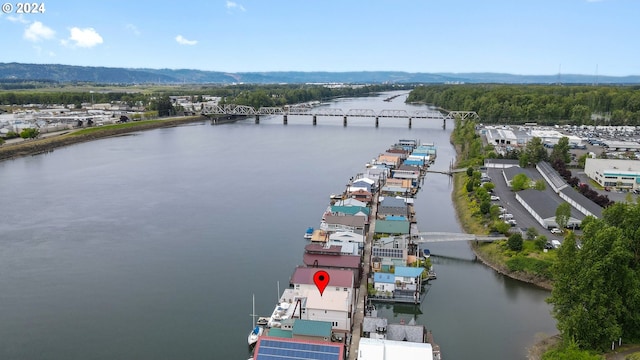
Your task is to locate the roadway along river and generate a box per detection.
[0,91,556,360]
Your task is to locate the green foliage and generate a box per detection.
[406,84,640,126]
[479,200,491,214]
[505,256,553,279]
[522,137,548,167]
[534,237,546,251]
[555,203,571,230]
[151,96,175,117]
[550,137,572,164]
[541,343,604,360]
[507,233,524,251]
[19,127,39,139]
[494,220,511,235]
[367,283,376,296]
[526,227,539,241]
[466,179,474,193]
[466,167,474,176]
[548,205,640,351]
[534,179,547,190]
[512,173,531,191]
[482,182,495,192]
[4,131,19,139]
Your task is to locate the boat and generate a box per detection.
[304,227,314,239]
[248,294,263,346]
[422,248,431,258]
[248,325,263,346]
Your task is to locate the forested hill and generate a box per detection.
[1,62,639,84]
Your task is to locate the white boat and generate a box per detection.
[248,325,263,346]
[304,227,314,239]
[248,294,263,346]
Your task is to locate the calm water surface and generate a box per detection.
[0,92,556,360]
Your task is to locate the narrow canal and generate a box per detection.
[0,91,556,360]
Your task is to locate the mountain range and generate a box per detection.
[1,62,639,85]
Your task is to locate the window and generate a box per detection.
[344,288,348,291]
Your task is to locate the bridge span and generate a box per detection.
[202,103,478,128]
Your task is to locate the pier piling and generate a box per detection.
[283,115,288,125]
[313,115,317,126]
[375,117,379,127]
[408,117,412,128]
[255,115,260,124]
[343,116,347,127]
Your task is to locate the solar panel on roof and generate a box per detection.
[256,338,341,360]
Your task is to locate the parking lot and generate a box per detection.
[485,167,579,244]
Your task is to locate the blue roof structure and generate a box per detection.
[373,272,395,283]
[293,319,332,338]
[255,337,343,360]
[394,266,424,278]
[404,159,424,166]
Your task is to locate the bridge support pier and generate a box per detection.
[408,118,412,128]
[313,115,317,126]
[255,115,259,124]
[375,117,379,127]
[343,116,347,127]
[283,115,288,125]
[443,118,446,129]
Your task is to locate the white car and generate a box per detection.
[550,228,562,234]
[498,213,513,219]
[490,195,500,201]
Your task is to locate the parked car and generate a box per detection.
[550,228,562,234]
[551,239,562,249]
[544,241,554,250]
[490,195,500,201]
[505,219,517,226]
[498,213,514,219]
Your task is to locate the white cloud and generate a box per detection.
[126,24,141,36]
[226,1,246,11]
[66,27,103,48]
[175,35,198,45]
[7,14,29,24]
[24,21,55,42]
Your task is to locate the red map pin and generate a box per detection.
[313,270,330,296]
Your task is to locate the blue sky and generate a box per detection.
[1,0,638,76]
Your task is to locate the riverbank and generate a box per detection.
[0,115,222,162]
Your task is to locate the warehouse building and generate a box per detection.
[584,158,640,191]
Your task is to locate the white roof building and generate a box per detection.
[357,338,433,360]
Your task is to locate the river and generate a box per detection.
[0,91,556,360]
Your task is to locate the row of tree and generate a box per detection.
[407,84,640,125]
[548,201,640,350]
[0,83,408,109]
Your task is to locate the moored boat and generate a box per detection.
[248,325,263,346]
[304,227,314,239]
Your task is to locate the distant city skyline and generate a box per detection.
[1,0,638,76]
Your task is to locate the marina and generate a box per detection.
[249,139,441,359]
[0,91,557,360]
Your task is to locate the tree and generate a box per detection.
[550,136,571,164]
[482,182,495,192]
[555,203,571,230]
[526,227,538,241]
[153,96,175,117]
[522,137,548,167]
[511,173,531,191]
[507,233,523,251]
[534,179,546,190]
[466,167,474,177]
[20,128,39,139]
[548,203,640,351]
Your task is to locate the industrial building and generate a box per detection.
[584,158,640,191]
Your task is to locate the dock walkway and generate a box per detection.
[347,190,378,360]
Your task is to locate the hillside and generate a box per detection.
[1,62,639,84]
